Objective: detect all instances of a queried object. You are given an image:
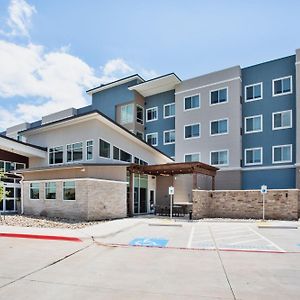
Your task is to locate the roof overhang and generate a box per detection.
[86,74,144,95]
[128,73,181,97]
[0,136,47,158]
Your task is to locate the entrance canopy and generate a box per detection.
[128,161,218,178]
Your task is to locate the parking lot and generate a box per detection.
[1,218,300,299]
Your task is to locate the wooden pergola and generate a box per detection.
[127,162,218,216]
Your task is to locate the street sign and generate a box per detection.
[169,186,174,195]
[261,185,267,194]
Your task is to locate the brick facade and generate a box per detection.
[23,179,127,221]
[192,189,299,220]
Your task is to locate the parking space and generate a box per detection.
[95,219,299,253]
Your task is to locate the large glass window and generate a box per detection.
[210,88,228,105]
[120,149,132,162]
[245,148,262,166]
[184,153,200,162]
[63,181,75,201]
[245,115,263,133]
[86,140,93,160]
[30,183,40,200]
[113,146,120,160]
[163,130,175,145]
[45,182,56,200]
[272,110,292,130]
[273,76,292,96]
[99,139,110,158]
[184,95,200,110]
[121,104,134,124]
[146,133,158,146]
[184,124,200,139]
[273,145,292,164]
[210,150,229,166]
[136,105,144,124]
[210,119,228,136]
[146,107,158,122]
[164,103,175,118]
[67,142,83,162]
[245,83,262,102]
[49,146,63,164]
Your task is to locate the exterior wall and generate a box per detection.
[242,55,296,189]
[25,117,171,168]
[156,176,173,206]
[296,49,300,188]
[243,168,295,189]
[91,79,141,120]
[175,66,242,189]
[145,90,176,157]
[23,179,127,220]
[193,189,299,220]
[42,108,77,125]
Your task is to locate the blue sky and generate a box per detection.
[0,0,299,130]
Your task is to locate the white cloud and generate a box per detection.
[0,1,159,130]
[1,0,36,37]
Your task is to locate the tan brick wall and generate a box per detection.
[193,189,299,220]
[23,179,127,220]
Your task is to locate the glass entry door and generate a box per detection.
[133,174,148,214]
[0,178,21,213]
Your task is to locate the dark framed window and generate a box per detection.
[99,139,111,158]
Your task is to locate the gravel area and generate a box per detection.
[0,214,105,229]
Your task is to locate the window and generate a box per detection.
[67,142,83,162]
[49,146,63,165]
[86,140,93,160]
[146,133,158,146]
[63,181,75,201]
[146,107,158,122]
[244,115,263,134]
[184,153,200,162]
[136,131,144,140]
[210,119,228,136]
[45,182,56,200]
[184,123,200,139]
[120,149,132,162]
[121,104,134,124]
[272,76,292,96]
[113,146,120,160]
[245,148,263,166]
[245,83,262,102]
[272,110,292,130]
[210,88,228,105]
[30,183,39,200]
[136,105,144,124]
[184,95,200,111]
[272,144,292,164]
[15,163,26,170]
[163,130,175,145]
[164,103,175,118]
[210,150,229,166]
[99,139,110,158]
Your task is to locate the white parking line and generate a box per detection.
[187,225,195,248]
[247,226,286,252]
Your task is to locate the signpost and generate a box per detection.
[260,185,267,221]
[169,186,174,219]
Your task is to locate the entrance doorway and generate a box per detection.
[134,174,148,214]
[0,177,21,213]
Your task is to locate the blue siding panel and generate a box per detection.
[144,90,175,157]
[91,79,140,120]
[241,55,296,189]
[242,168,295,189]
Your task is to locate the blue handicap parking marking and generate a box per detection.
[129,238,168,247]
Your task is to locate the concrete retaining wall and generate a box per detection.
[193,189,299,220]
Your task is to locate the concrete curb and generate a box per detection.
[0,232,82,242]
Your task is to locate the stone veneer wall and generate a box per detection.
[193,189,299,220]
[23,179,127,221]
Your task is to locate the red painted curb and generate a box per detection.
[0,232,82,242]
